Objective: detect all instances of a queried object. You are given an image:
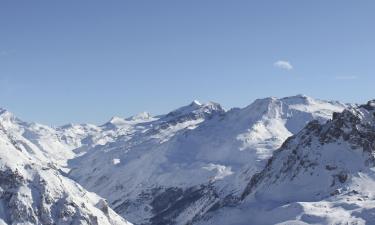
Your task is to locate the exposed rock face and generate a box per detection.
[0,165,131,225]
[197,100,375,225]
[0,112,132,225]
[243,100,375,199]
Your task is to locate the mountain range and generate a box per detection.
[2,95,375,225]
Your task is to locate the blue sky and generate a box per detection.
[1,1,374,125]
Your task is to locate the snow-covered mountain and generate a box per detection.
[0,109,132,225]
[1,95,357,225]
[198,100,375,225]
[66,95,347,225]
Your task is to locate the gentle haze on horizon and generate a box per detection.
[1,1,374,125]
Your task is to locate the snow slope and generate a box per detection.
[67,95,346,225]
[198,100,375,225]
[0,109,132,225]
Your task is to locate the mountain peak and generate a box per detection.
[109,116,126,124]
[0,107,12,116]
[0,108,17,124]
[361,99,375,110]
[191,100,202,106]
[128,112,152,121]
[294,93,310,98]
[163,100,224,123]
[280,94,313,104]
[101,116,129,129]
[203,101,222,108]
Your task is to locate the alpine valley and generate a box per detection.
[2,95,375,225]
